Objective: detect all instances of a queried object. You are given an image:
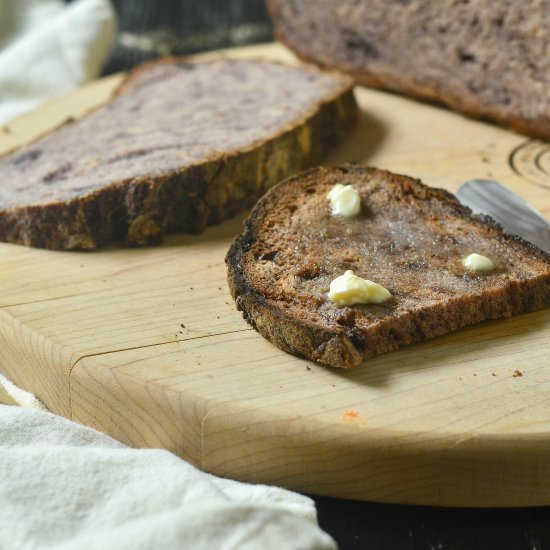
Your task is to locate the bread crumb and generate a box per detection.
[491,373,497,377]
[513,370,523,378]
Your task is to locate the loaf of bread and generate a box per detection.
[226,165,550,368]
[0,58,357,249]
[268,0,550,140]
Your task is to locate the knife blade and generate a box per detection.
[456,179,550,255]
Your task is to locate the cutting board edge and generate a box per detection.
[66,347,550,508]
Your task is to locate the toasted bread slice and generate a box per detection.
[226,165,550,368]
[0,58,356,249]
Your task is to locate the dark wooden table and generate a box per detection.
[92,1,550,547]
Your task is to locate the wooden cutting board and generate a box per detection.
[1,43,550,508]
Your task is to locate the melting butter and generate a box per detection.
[462,253,495,271]
[328,270,391,306]
[327,184,361,218]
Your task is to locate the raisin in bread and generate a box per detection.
[226,165,550,368]
[268,0,550,140]
[0,58,357,249]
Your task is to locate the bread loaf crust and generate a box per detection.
[268,0,550,141]
[0,58,357,249]
[226,165,550,368]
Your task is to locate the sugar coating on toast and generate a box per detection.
[226,165,550,368]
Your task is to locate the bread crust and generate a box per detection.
[268,0,550,141]
[0,58,357,249]
[226,165,550,368]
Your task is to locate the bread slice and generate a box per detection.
[226,165,550,368]
[268,0,550,140]
[0,58,357,249]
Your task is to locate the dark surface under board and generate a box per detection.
[313,495,548,550]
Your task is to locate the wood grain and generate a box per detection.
[1,43,550,507]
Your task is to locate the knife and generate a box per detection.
[456,179,550,255]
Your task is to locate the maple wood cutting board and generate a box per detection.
[1,43,550,507]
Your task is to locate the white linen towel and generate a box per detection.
[0,0,116,123]
[0,403,336,549]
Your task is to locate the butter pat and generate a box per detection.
[462,253,495,271]
[328,270,391,306]
[327,184,361,217]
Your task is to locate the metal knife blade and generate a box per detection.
[456,179,550,255]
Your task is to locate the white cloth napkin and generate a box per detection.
[0,373,47,409]
[0,0,116,123]
[0,394,336,549]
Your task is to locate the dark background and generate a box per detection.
[102,0,274,74]
[73,1,550,547]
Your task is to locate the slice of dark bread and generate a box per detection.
[0,58,357,249]
[226,165,550,368]
[268,0,550,140]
